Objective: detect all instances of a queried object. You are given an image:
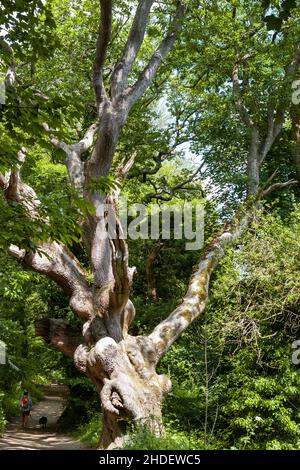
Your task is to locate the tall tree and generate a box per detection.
[1,0,188,448]
[1,0,300,449]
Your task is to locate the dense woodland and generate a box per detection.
[1,0,300,450]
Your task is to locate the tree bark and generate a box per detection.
[146,241,164,302]
[35,314,171,448]
[291,105,300,183]
[247,129,261,196]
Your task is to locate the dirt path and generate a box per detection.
[0,384,88,450]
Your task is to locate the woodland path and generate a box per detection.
[0,384,88,450]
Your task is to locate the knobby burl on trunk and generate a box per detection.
[2,1,300,449]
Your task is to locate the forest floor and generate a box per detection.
[0,384,88,450]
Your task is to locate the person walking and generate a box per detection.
[20,391,32,428]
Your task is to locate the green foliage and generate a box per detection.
[158,206,300,450]
[123,425,202,450]
[72,413,102,449]
[0,252,68,424]
[57,378,99,432]
[0,393,7,433]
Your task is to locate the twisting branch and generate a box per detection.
[93,0,113,110]
[259,179,298,197]
[148,210,251,360]
[126,1,185,108]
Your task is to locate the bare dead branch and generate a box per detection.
[259,179,298,198]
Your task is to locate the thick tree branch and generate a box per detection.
[35,318,82,358]
[93,0,113,109]
[111,0,155,101]
[148,212,251,359]
[259,45,300,164]
[148,177,295,359]
[232,53,256,130]
[9,243,93,319]
[126,2,185,109]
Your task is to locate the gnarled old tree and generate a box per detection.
[1,0,300,449]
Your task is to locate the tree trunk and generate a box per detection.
[146,241,164,302]
[36,312,171,449]
[99,392,164,449]
[74,324,171,449]
[291,104,300,183]
[247,129,261,196]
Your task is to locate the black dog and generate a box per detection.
[39,416,48,429]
